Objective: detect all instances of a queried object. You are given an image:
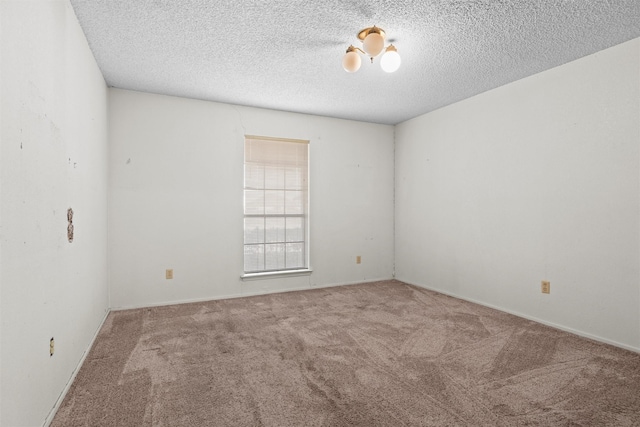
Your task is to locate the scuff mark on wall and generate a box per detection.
[67,208,74,243]
[233,105,247,136]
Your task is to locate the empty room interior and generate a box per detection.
[2,0,640,426]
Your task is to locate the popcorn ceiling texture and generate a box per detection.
[69,0,640,125]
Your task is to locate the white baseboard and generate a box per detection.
[43,309,111,427]
[110,277,395,311]
[402,279,640,354]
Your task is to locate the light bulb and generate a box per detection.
[342,49,361,73]
[362,31,384,57]
[380,45,401,73]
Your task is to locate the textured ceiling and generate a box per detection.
[69,0,640,125]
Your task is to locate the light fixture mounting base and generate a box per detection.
[357,26,386,42]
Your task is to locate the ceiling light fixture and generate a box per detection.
[342,26,401,73]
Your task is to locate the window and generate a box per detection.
[243,136,309,274]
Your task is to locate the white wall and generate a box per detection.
[108,89,395,309]
[395,38,640,351]
[0,1,109,426]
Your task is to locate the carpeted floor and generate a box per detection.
[52,280,640,426]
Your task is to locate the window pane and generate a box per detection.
[244,190,264,215]
[245,164,264,189]
[265,243,285,271]
[244,244,264,272]
[265,217,285,243]
[265,190,285,214]
[285,190,304,214]
[285,166,305,190]
[244,218,264,244]
[286,217,303,242]
[285,243,304,269]
[265,165,285,189]
[244,136,308,274]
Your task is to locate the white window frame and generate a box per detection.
[241,135,311,279]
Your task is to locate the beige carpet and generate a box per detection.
[52,280,640,426]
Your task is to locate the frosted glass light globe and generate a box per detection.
[380,47,401,73]
[363,31,384,57]
[342,50,361,72]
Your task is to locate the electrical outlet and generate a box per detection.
[356,256,361,264]
[50,337,55,357]
[166,269,173,280]
[541,280,550,294]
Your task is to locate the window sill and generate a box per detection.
[241,269,313,281]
